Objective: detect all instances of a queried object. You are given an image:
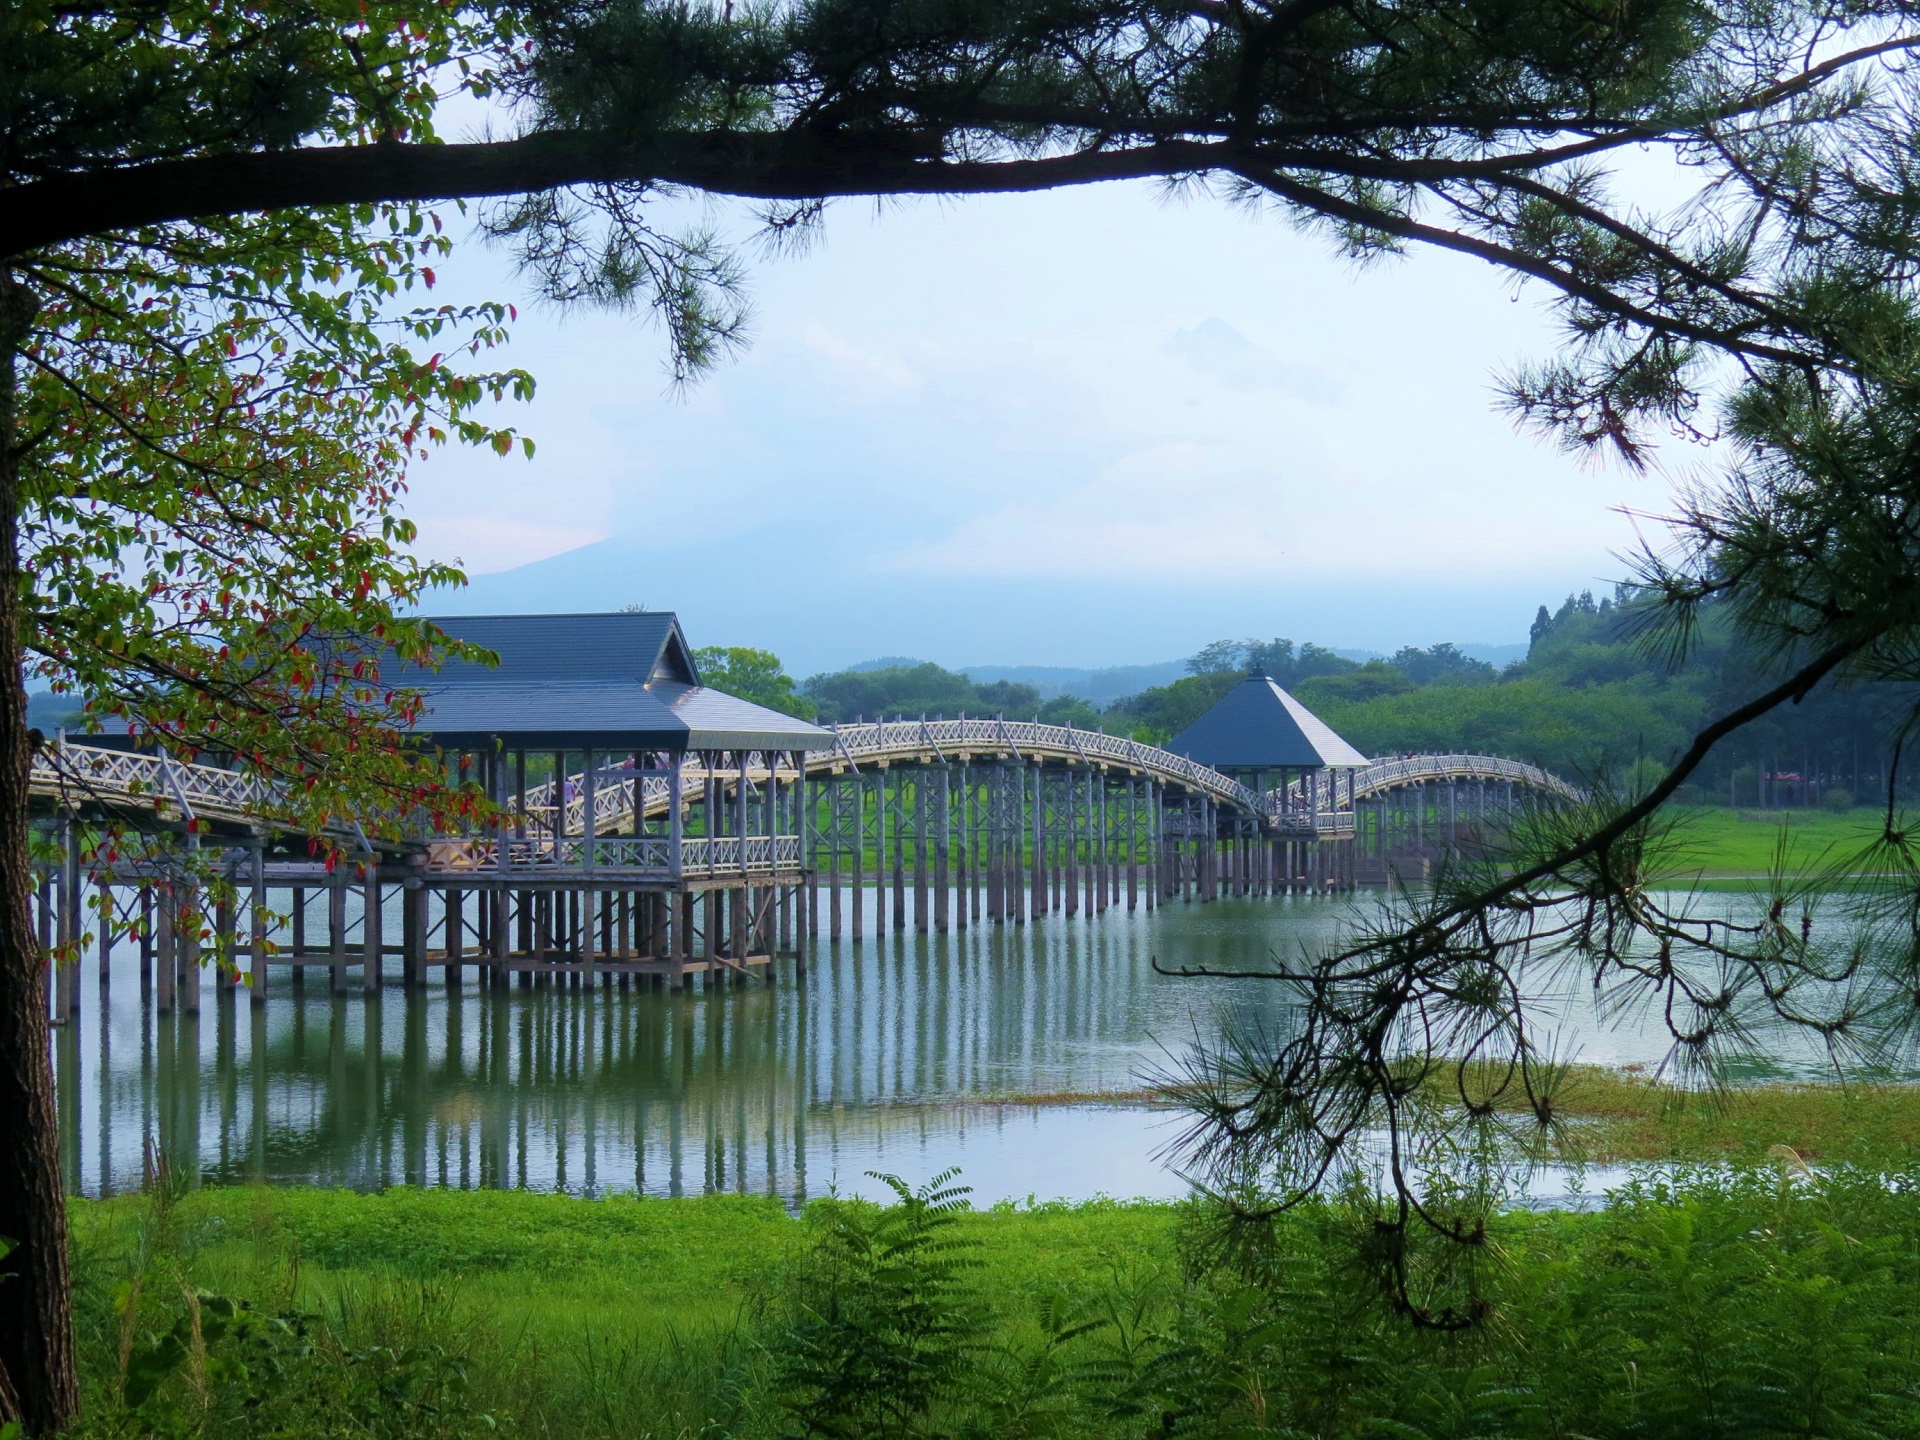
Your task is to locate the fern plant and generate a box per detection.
[768,1170,983,1439]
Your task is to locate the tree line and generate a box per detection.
[699,594,1918,807]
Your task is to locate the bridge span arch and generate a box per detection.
[25,733,1583,1009]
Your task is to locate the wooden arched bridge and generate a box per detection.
[30,725,1575,850]
[28,721,1575,1010]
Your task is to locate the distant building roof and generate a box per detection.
[406,612,830,752]
[1167,672,1369,771]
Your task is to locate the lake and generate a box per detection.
[53,886,1829,1207]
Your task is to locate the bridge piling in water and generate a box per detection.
[32,723,1574,1016]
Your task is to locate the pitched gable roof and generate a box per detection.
[1167,673,1368,770]
[406,612,828,751]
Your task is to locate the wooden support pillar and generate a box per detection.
[446,888,464,988]
[291,885,307,986]
[215,871,236,1004]
[249,837,267,1004]
[57,815,80,1022]
[329,876,347,993]
[139,885,154,994]
[851,774,866,941]
[155,882,175,1014]
[891,772,907,933]
[829,776,843,941]
[97,876,112,987]
[933,768,949,935]
[363,871,381,995]
[179,868,201,1014]
[403,878,428,989]
[1029,765,1046,923]
[986,766,1003,924]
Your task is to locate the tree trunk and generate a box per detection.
[0,269,78,1434]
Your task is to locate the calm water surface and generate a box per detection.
[53,888,1828,1207]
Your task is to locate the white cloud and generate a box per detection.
[887,440,1632,581]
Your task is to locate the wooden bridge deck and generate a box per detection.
[28,728,1578,886]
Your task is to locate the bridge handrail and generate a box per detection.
[31,742,284,825]
[34,733,1579,852]
[1348,753,1581,804]
[822,717,1268,814]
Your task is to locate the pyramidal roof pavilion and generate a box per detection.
[1167,670,1369,777]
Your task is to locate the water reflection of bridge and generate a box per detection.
[30,613,1577,1016]
[63,907,1328,1202]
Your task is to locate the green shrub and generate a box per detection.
[764,1171,985,1439]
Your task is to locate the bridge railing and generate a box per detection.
[33,742,283,825]
[1349,754,1582,804]
[822,717,1268,813]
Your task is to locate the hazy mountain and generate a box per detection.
[960,662,1187,705]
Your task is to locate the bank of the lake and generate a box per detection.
[70,1147,1920,1440]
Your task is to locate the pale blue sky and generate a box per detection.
[407,180,1670,676]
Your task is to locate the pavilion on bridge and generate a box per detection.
[401,609,832,985]
[1166,668,1369,824]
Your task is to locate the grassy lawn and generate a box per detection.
[69,1185,1183,1350]
[1660,804,1894,878]
[1447,1063,1920,1164]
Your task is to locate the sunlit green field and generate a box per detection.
[1660,804,1893,878]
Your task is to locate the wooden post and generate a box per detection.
[291,885,307,986]
[329,875,348,993]
[97,876,112,986]
[58,815,80,1021]
[139,884,154,994]
[363,870,381,995]
[954,766,969,932]
[828,776,843,941]
[249,837,267,1004]
[892,772,907,933]
[447,888,464,988]
[180,867,201,1014]
[986,766,1003,924]
[155,882,174,1014]
[851,774,865,941]
[403,876,427,989]
[214,856,237,1003]
[930,768,946,934]
[1028,764,1045,923]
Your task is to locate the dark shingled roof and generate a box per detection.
[407,612,830,752]
[1167,673,1369,771]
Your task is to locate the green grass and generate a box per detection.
[1660,804,1893,878]
[68,1168,1920,1439]
[1438,1064,1920,1164]
[70,1185,1181,1349]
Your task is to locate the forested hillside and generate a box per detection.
[766,590,1920,799]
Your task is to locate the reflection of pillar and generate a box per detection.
[365,994,386,1185]
[403,995,427,1186]
[178,1009,201,1189]
[249,1002,269,1183]
[56,1020,80,1193]
[215,988,237,1180]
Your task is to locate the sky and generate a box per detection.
[403,180,1679,677]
